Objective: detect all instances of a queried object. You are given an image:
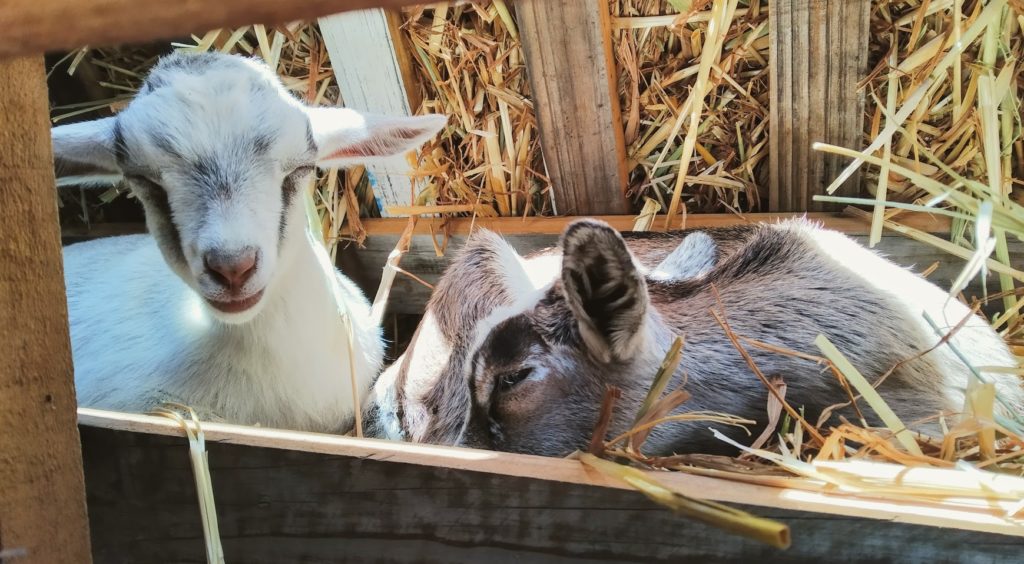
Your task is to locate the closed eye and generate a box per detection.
[498,367,533,393]
[287,165,315,180]
[283,166,315,193]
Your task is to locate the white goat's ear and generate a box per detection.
[306,107,446,168]
[560,220,648,363]
[51,117,123,187]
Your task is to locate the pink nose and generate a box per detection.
[204,248,257,290]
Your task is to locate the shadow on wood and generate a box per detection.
[80,424,1023,563]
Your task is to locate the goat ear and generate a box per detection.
[51,117,123,187]
[306,107,446,168]
[559,220,648,363]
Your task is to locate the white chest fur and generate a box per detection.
[64,234,383,432]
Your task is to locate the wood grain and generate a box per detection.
[338,220,1017,316]
[516,0,631,215]
[61,212,952,240]
[78,410,1024,539]
[319,8,421,214]
[0,0,426,59]
[769,0,872,211]
[77,416,1024,562]
[0,57,92,563]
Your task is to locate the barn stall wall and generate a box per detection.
[2,0,1023,563]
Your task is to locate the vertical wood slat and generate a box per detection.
[769,0,871,212]
[0,57,92,563]
[319,8,421,215]
[517,0,631,215]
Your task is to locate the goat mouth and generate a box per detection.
[206,289,265,314]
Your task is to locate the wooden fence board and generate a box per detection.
[320,8,421,214]
[0,56,92,564]
[0,0,427,59]
[78,419,1024,563]
[340,230,1022,316]
[770,0,872,211]
[517,0,631,215]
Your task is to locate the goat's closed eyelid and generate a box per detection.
[285,165,315,178]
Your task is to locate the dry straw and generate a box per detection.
[611,0,770,216]
[397,1,551,218]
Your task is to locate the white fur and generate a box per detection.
[58,53,445,431]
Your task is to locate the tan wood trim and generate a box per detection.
[358,211,952,236]
[79,408,1024,538]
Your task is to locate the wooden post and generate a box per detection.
[769,0,871,212]
[320,8,423,215]
[517,0,631,215]
[0,57,92,562]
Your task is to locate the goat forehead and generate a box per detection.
[123,70,312,170]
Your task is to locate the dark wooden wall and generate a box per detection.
[80,425,1024,563]
[340,232,1024,316]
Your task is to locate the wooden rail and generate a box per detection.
[0,57,92,563]
[0,0,425,59]
[769,0,872,211]
[79,409,1024,540]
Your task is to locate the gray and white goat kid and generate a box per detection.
[56,52,445,432]
[365,219,1023,455]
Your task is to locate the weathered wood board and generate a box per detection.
[79,422,1024,563]
[769,0,872,211]
[319,8,421,214]
[0,0,428,59]
[0,56,93,564]
[517,0,631,215]
[340,230,1024,316]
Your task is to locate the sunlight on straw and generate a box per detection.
[814,335,924,456]
[152,404,225,564]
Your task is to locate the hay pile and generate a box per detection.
[814,0,1023,342]
[396,1,551,218]
[610,0,770,214]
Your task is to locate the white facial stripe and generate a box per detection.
[451,248,561,446]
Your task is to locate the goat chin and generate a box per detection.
[64,233,384,432]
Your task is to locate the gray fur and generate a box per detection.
[367,219,1024,456]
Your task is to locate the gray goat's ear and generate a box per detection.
[559,220,648,363]
[306,107,446,169]
[51,117,123,187]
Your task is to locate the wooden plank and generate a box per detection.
[517,0,631,215]
[79,423,1024,562]
[0,0,426,59]
[340,224,1022,316]
[0,57,92,563]
[79,410,1024,541]
[355,211,952,236]
[61,212,954,240]
[319,8,421,215]
[769,0,872,212]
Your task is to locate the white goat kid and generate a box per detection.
[55,52,445,432]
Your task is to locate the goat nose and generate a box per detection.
[204,248,257,289]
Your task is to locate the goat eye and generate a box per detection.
[287,165,315,179]
[498,367,533,392]
[283,166,315,193]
